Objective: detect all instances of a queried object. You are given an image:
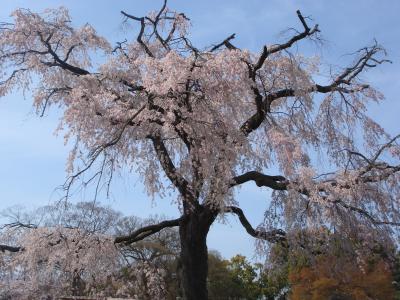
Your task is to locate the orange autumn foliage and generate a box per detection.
[289,256,395,300]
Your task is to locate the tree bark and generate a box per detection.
[179,207,216,300]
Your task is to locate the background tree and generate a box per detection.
[0,203,121,299]
[289,258,395,300]
[207,251,237,299]
[263,228,398,300]
[114,214,180,299]
[0,0,399,299]
[207,251,286,300]
[0,202,178,299]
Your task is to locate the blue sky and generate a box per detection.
[0,0,399,261]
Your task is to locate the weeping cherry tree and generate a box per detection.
[0,1,399,299]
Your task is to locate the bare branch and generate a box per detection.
[39,87,71,117]
[0,221,37,230]
[251,10,319,79]
[114,217,183,245]
[231,171,287,190]
[121,11,154,57]
[63,105,146,199]
[37,31,90,76]
[210,33,236,52]
[296,10,310,31]
[224,206,286,243]
[241,43,389,136]
[155,0,168,22]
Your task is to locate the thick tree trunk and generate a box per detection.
[179,208,216,300]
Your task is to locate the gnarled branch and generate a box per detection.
[224,206,286,243]
[114,217,183,245]
[251,10,319,79]
[241,41,388,136]
[121,11,154,57]
[231,163,400,227]
[231,171,287,190]
[210,33,237,52]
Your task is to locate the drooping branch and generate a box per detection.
[38,87,71,117]
[0,68,27,87]
[332,199,400,227]
[62,105,147,199]
[90,104,146,157]
[224,206,286,243]
[114,217,183,245]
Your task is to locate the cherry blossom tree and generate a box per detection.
[0,1,399,299]
[0,203,121,298]
[0,203,175,299]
